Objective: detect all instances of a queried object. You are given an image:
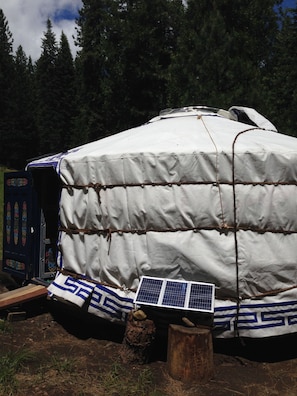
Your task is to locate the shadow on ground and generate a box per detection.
[46,298,297,364]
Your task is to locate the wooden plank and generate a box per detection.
[7,311,27,322]
[0,284,48,309]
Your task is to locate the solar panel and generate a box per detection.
[134,276,215,313]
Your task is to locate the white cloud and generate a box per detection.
[0,0,83,61]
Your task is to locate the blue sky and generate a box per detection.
[0,0,82,61]
[53,7,81,22]
[282,0,296,7]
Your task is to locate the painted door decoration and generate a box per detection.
[3,171,40,280]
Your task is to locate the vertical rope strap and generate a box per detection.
[231,127,261,337]
[199,115,226,227]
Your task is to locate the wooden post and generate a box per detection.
[167,324,214,383]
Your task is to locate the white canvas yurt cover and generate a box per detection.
[28,106,297,338]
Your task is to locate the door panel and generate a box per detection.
[3,171,40,280]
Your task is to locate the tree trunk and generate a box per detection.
[120,311,156,364]
[167,324,214,383]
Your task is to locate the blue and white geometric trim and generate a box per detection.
[213,298,297,338]
[47,273,135,323]
[87,283,135,322]
[47,274,297,338]
[47,274,96,307]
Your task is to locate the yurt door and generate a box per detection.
[2,169,60,283]
[2,171,41,282]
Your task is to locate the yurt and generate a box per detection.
[24,106,297,338]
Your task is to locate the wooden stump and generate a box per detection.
[167,324,214,383]
[120,311,156,364]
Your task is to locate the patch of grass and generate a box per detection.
[37,352,77,383]
[49,353,76,373]
[35,359,96,395]
[0,348,34,395]
[0,319,11,334]
[100,360,164,396]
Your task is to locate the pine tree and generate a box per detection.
[268,5,297,136]
[12,46,38,168]
[75,0,183,140]
[35,19,60,155]
[116,0,183,128]
[75,0,111,142]
[168,0,278,111]
[55,32,77,150]
[0,9,16,167]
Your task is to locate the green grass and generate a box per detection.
[49,353,76,373]
[0,348,34,395]
[100,360,164,396]
[0,319,11,334]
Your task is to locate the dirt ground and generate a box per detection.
[2,296,297,396]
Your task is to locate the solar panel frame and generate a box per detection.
[134,276,215,313]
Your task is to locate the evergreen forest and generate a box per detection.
[1,0,297,170]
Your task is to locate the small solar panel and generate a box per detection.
[134,276,215,313]
[134,277,163,305]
